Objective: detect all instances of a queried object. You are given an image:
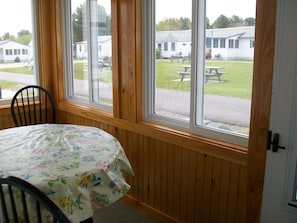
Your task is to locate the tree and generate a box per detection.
[2,32,15,41]
[156,17,191,31]
[244,17,256,26]
[18,30,30,37]
[72,3,111,43]
[179,17,191,30]
[205,17,211,29]
[212,15,230,28]
[17,30,32,45]
[229,15,244,27]
[72,3,85,43]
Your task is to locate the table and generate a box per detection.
[205,66,226,83]
[177,65,226,82]
[0,124,134,223]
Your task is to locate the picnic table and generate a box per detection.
[176,65,227,82]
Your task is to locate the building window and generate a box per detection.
[213,38,219,48]
[228,39,234,48]
[62,0,112,111]
[14,49,21,55]
[219,38,225,48]
[5,49,12,55]
[22,49,28,55]
[164,42,168,51]
[235,39,239,48]
[143,0,256,146]
[250,40,254,48]
[0,0,38,104]
[171,42,176,51]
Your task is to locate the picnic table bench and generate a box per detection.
[205,72,227,83]
[176,71,191,81]
[176,65,227,82]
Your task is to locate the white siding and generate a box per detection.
[0,41,31,63]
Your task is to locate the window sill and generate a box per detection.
[57,101,248,165]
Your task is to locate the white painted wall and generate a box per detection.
[0,41,31,62]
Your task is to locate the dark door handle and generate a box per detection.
[267,131,286,152]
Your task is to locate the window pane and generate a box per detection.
[203,0,255,137]
[154,0,192,121]
[71,0,112,106]
[148,0,256,143]
[0,0,37,103]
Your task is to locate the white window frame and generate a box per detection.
[0,0,39,105]
[143,0,248,146]
[61,0,112,112]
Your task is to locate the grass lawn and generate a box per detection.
[0,59,253,99]
[0,67,33,75]
[156,59,253,99]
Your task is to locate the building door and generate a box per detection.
[260,0,297,222]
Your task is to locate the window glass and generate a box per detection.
[144,0,256,145]
[65,0,112,109]
[0,0,38,103]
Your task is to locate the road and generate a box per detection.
[0,71,251,128]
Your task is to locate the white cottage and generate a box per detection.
[207,26,255,60]
[0,40,31,63]
[155,26,255,60]
[75,35,112,60]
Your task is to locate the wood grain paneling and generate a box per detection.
[55,110,247,223]
[0,0,276,222]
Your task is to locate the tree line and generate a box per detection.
[0,30,32,45]
[157,15,255,31]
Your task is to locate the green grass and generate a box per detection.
[156,59,253,99]
[0,59,253,99]
[0,67,33,75]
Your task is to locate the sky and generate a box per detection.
[0,0,32,36]
[0,0,256,37]
[156,0,256,23]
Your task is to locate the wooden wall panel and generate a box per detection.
[0,110,247,222]
[56,110,247,223]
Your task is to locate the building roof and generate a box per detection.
[0,40,10,45]
[206,26,255,39]
[0,40,30,47]
[155,26,255,42]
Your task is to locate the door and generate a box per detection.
[260,0,297,222]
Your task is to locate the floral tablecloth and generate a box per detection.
[0,124,134,222]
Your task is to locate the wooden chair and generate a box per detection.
[10,85,56,127]
[0,175,71,223]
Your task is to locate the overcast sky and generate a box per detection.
[0,0,256,37]
[156,0,256,23]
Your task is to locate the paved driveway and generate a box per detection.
[0,71,251,127]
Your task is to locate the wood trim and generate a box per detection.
[36,0,56,93]
[136,0,143,121]
[57,101,248,166]
[111,0,120,118]
[54,0,64,102]
[117,0,137,121]
[247,0,277,222]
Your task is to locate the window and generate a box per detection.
[5,49,12,55]
[250,40,254,48]
[219,38,225,48]
[62,0,112,111]
[0,0,38,103]
[164,42,168,51]
[229,39,234,48]
[213,38,219,48]
[171,42,176,51]
[235,39,239,48]
[143,0,256,146]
